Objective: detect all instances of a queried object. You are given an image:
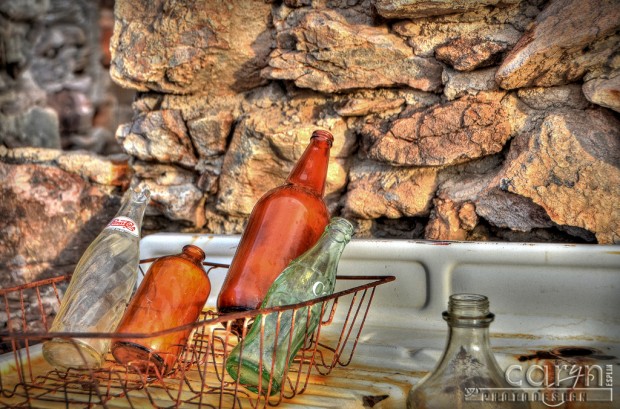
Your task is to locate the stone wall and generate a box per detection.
[0,0,129,154]
[109,0,620,244]
[1,0,619,288]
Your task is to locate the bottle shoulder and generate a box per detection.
[150,254,207,274]
[261,183,325,201]
[256,184,329,214]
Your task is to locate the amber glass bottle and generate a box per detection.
[217,130,333,317]
[112,245,210,375]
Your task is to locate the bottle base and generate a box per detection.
[225,355,281,396]
[111,341,168,376]
[42,338,104,370]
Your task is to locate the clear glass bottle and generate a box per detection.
[42,186,150,370]
[112,244,211,375]
[225,217,354,395]
[407,294,531,409]
[217,130,333,319]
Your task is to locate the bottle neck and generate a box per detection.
[296,217,353,272]
[109,187,150,237]
[441,294,495,359]
[181,244,206,264]
[445,325,492,350]
[286,130,333,196]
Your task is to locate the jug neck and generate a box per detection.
[295,217,353,272]
[181,244,206,265]
[286,130,333,196]
[441,294,496,359]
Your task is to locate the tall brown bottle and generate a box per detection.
[217,130,333,317]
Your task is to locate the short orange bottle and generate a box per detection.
[112,245,210,375]
[217,130,333,316]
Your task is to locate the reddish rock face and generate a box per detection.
[495,0,620,89]
[435,37,509,72]
[262,9,443,93]
[499,109,620,244]
[583,74,620,113]
[109,0,273,95]
[363,92,511,167]
[0,153,124,287]
[343,159,440,220]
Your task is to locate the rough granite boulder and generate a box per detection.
[115,109,199,169]
[263,9,443,93]
[499,109,620,244]
[442,67,499,101]
[583,71,620,113]
[110,0,273,95]
[0,147,128,286]
[363,91,511,166]
[393,4,527,58]
[435,37,510,72]
[425,198,478,241]
[132,165,207,228]
[373,0,519,19]
[343,158,441,220]
[496,0,620,90]
[335,88,440,117]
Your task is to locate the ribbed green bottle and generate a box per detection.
[225,217,354,395]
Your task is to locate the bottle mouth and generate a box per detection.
[183,244,206,261]
[443,293,494,325]
[311,130,334,147]
[326,217,354,243]
[130,185,151,203]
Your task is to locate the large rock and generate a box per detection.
[131,162,206,228]
[115,109,199,169]
[442,67,499,101]
[496,0,620,89]
[0,147,127,286]
[343,159,440,219]
[423,152,552,240]
[499,109,620,243]
[335,88,440,117]
[216,92,356,217]
[505,85,591,139]
[425,198,478,241]
[475,189,552,232]
[373,0,519,19]
[110,0,273,95]
[263,9,443,93]
[583,71,620,113]
[435,37,510,72]
[129,91,240,164]
[516,85,591,111]
[362,91,511,166]
[0,146,132,187]
[393,4,527,58]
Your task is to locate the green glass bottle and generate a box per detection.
[225,217,354,395]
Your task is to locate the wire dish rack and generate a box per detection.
[0,259,394,409]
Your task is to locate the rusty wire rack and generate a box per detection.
[0,259,394,408]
